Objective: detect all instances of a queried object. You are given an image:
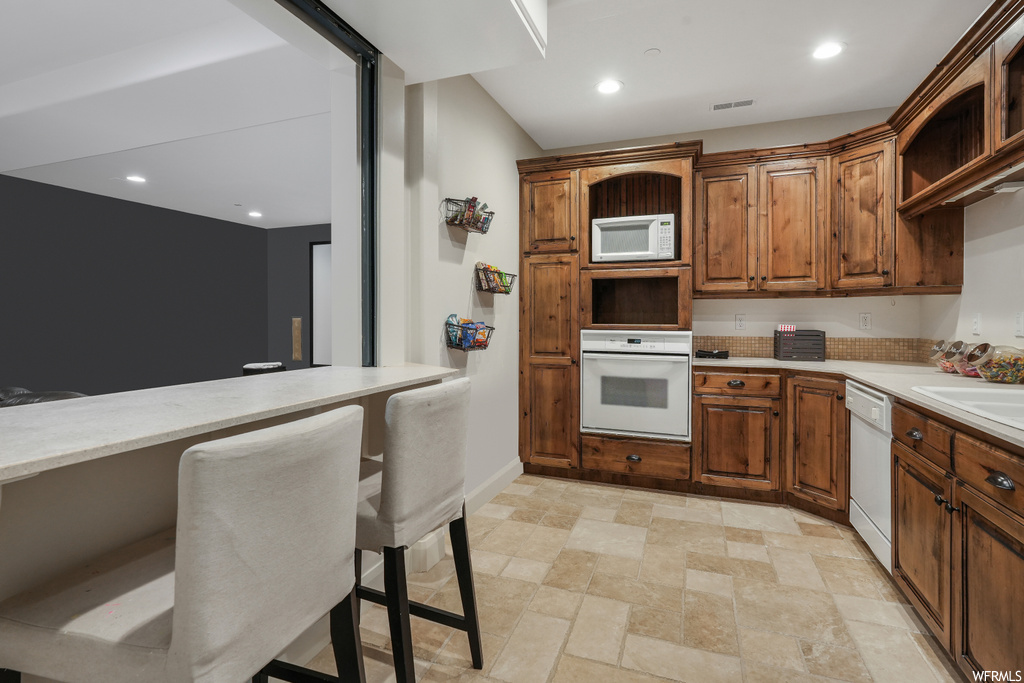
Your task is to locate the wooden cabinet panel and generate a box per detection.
[694,395,780,490]
[581,434,690,480]
[892,441,953,650]
[522,170,578,253]
[951,483,1024,679]
[831,139,894,289]
[693,372,780,397]
[581,267,692,329]
[757,158,828,291]
[994,14,1024,150]
[525,364,578,467]
[785,376,848,511]
[955,433,1024,518]
[523,254,577,359]
[892,403,954,472]
[695,165,757,292]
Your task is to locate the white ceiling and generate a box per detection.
[0,0,999,228]
[472,0,993,150]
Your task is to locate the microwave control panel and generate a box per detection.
[657,221,674,258]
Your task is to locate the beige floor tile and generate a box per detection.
[559,485,625,510]
[543,548,599,592]
[539,513,578,530]
[733,579,854,647]
[768,547,827,591]
[638,544,688,587]
[580,505,618,521]
[587,572,683,609]
[621,634,743,683]
[724,526,765,545]
[308,642,432,683]
[476,503,516,520]
[502,483,538,497]
[615,500,654,527]
[433,630,505,673]
[737,627,805,672]
[514,474,548,486]
[475,520,536,556]
[488,611,569,683]
[799,640,872,682]
[508,508,545,524]
[646,518,726,555]
[832,593,927,632]
[652,503,723,525]
[550,654,668,683]
[564,594,631,664]
[565,519,647,559]
[429,574,534,638]
[623,488,687,506]
[499,556,551,583]
[911,631,963,682]
[628,605,682,643]
[740,661,835,683]
[846,620,948,682]
[596,553,641,579]
[686,495,723,512]
[797,522,844,539]
[529,584,583,619]
[763,532,863,558]
[790,508,833,526]
[409,556,457,591]
[686,569,734,599]
[422,661,501,681]
[687,552,778,583]
[682,590,739,656]
[515,525,570,563]
[471,549,512,576]
[720,501,802,535]
[728,541,770,563]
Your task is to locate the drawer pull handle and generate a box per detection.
[934,494,947,506]
[985,471,1016,491]
[727,379,745,388]
[773,410,779,417]
[945,502,960,514]
[626,454,642,463]
[906,427,924,441]
[837,394,844,401]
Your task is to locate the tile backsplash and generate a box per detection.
[694,336,938,363]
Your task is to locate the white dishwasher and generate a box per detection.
[846,381,893,574]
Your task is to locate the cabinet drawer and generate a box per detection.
[955,434,1024,518]
[581,435,690,480]
[892,404,953,471]
[693,372,781,397]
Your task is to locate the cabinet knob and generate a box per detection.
[773,410,779,417]
[727,379,746,388]
[836,394,844,401]
[934,494,948,506]
[626,454,642,463]
[761,276,767,281]
[570,235,576,241]
[571,358,577,365]
[749,276,755,281]
[882,269,890,276]
[906,427,924,441]
[945,502,961,514]
[985,471,1016,491]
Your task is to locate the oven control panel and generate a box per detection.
[580,330,692,354]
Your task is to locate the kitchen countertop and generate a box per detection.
[0,364,457,482]
[694,357,1024,450]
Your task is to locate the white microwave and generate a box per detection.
[592,214,675,262]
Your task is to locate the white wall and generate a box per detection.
[920,190,1024,346]
[402,75,542,494]
[694,297,921,338]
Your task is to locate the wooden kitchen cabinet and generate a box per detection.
[519,253,579,467]
[694,165,757,292]
[581,266,692,329]
[521,170,578,254]
[758,158,828,291]
[951,482,1024,679]
[993,14,1024,150]
[892,441,954,650]
[830,139,894,289]
[693,394,781,491]
[785,375,848,511]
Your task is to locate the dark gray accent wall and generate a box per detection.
[0,174,270,395]
[267,223,330,369]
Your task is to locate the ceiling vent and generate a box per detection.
[711,99,755,112]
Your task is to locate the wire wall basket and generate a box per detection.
[444,197,494,234]
[445,316,494,351]
[475,262,517,295]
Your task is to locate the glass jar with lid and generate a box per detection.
[935,340,967,373]
[967,344,1024,383]
[928,340,949,362]
[953,343,981,376]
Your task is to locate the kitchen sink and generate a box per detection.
[911,385,1024,430]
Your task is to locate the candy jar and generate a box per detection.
[928,340,949,362]
[935,340,966,373]
[953,343,981,376]
[968,344,1024,384]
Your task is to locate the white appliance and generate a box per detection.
[846,380,893,574]
[591,214,675,263]
[580,330,691,440]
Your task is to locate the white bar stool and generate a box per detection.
[0,406,366,683]
[352,378,481,683]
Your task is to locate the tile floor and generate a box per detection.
[306,475,961,683]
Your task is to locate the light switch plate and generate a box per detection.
[972,313,982,336]
[1015,312,1024,337]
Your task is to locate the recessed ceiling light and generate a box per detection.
[126,175,146,183]
[248,211,262,218]
[813,42,846,59]
[596,79,623,94]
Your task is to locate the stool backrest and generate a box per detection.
[168,406,363,682]
[379,379,471,547]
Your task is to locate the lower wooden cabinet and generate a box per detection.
[693,394,780,490]
[785,375,849,511]
[951,482,1024,679]
[891,441,954,649]
[521,364,578,468]
[581,434,690,480]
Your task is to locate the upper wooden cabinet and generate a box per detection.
[521,170,579,254]
[581,266,692,329]
[830,139,894,289]
[694,165,757,292]
[758,158,828,291]
[785,375,848,511]
[995,14,1024,150]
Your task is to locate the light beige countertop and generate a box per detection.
[0,364,457,482]
[694,357,1024,449]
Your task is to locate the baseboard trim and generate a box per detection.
[466,456,524,515]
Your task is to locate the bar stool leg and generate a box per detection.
[383,546,416,683]
[353,550,363,626]
[0,669,21,683]
[331,587,367,683]
[449,510,483,670]
[250,673,268,683]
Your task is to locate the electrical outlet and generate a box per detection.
[859,313,872,330]
[972,313,982,336]
[1015,312,1024,338]
[735,314,746,331]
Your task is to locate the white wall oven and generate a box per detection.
[581,330,692,441]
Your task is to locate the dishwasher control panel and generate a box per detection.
[845,381,892,433]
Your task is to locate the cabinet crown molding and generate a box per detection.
[517,141,702,174]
